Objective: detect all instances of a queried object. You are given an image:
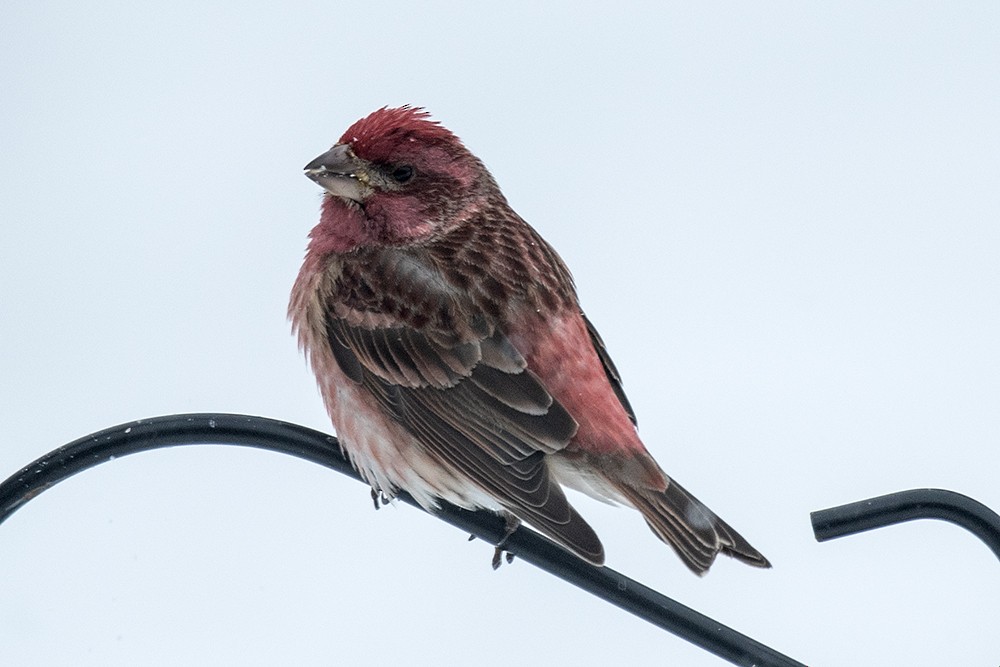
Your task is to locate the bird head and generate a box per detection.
[305,107,493,253]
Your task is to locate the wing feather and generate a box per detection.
[322,247,605,564]
[583,313,637,426]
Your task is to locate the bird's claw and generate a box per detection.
[491,512,521,570]
[370,488,391,510]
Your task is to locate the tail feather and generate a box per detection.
[620,478,770,575]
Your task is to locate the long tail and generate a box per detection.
[619,478,770,575]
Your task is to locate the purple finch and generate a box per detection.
[290,107,769,574]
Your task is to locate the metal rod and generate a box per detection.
[811,488,1000,561]
[0,413,805,667]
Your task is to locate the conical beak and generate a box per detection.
[304,144,373,203]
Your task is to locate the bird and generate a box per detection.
[289,106,769,574]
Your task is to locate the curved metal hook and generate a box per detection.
[0,413,805,667]
[811,488,1000,561]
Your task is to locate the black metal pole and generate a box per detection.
[0,413,806,667]
[811,488,1000,562]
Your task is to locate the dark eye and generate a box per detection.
[390,164,415,184]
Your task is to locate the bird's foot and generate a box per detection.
[491,548,516,569]
[491,512,521,570]
[369,488,391,510]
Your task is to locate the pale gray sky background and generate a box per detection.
[2,2,999,665]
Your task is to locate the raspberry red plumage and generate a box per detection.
[339,106,457,160]
[290,106,770,574]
